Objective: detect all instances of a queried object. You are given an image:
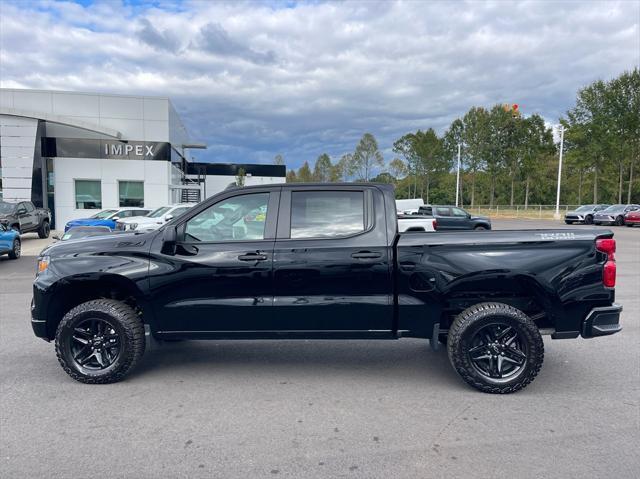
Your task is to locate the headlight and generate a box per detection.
[129,223,138,230]
[37,256,50,274]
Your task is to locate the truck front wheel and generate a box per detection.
[38,220,50,238]
[55,299,145,384]
[447,302,544,394]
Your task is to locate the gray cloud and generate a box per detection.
[137,18,182,53]
[0,1,638,170]
[196,22,276,65]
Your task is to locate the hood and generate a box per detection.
[41,230,157,257]
[66,218,115,227]
[119,216,160,225]
[471,215,490,222]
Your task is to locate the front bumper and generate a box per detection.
[31,297,50,340]
[581,303,622,338]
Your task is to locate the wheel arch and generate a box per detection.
[44,273,154,339]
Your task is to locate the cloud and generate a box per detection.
[195,22,276,64]
[137,18,181,53]
[0,0,638,170]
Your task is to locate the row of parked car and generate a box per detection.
[564,204,640,226]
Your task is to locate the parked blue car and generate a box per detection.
[64,208,151,232]
[0,222,21,260]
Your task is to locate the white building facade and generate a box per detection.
[0,89,286,229]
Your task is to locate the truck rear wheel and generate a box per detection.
[38,220,50,239]
[55,299,145,384]
[447,302,544,394]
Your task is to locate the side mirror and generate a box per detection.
[164,214,174,222]
[160,226,177,255]
[112,216,120,221]
[17,209,27,215]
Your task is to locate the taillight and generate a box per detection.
[603,261,616,288]
[432,219,438,231]
[596,238,616,288]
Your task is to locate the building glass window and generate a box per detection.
[119,181,144,207]
[75,180,102,209]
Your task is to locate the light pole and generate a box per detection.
[455,143,461,207]
[554,125,565,220]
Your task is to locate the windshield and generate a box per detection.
[148,207,171,218]
[575,205,594,212]
[602,205,625,212]
[0,202,17,214]
[90,210,118,219]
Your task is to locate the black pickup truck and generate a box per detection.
[0,200,51,238]
[32,183,622,393]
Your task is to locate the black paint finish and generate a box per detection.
[32,183,620,343]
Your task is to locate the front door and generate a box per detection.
[149,190,279,335]
[272,187,393,333]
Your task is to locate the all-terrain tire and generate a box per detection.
[8,238,20,259]
[447,302,544,394]
[38,220,50,239]
[55,299,145,384]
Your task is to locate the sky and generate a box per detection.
[0,0,638,169]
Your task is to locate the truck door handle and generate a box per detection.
[238,253,268,261]
[351,251,382,259]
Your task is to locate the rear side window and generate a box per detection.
[436,207,451,216]
[290,191,364,239]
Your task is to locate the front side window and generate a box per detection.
[185,193,269,242]
[119,181,144,207]
[290,191,364,239]
[75,180,102,209]
[451,207,467,217]
[171,207,191,217]
[25,202,35,212]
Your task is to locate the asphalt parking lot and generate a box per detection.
[1,220,638,478]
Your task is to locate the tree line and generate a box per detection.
[281,68,639,206]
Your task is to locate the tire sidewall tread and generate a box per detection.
[55,299,145,384]
[447,302,544,394]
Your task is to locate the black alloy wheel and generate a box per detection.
[8,238,21,259]
[447,302,544,394]
[467,323,527,382]
[585,215,593,224]
[68,318,122,371]
[55,299,145,384]
[615,216,624,226]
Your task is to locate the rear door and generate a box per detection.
[434,207,454,229]
[272,186,393,333]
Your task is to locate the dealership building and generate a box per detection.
[0,88,285,229]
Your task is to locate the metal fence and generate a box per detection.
[464,205,580,219]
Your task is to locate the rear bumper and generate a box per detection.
[581,303,622,338]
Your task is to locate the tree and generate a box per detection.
[312,153,333,182]
[286,169,297,183]
[235,167,246,187]
[274,154,285,166]
[334,153,355,182]
[297,161,313,182]
[352,133,384,181]
[389,158,408,182]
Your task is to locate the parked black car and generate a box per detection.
[0,201,51,238]
[593,204,640,226]
[32,184,620,393]
[564,204,609,224]
[417,205,491,230]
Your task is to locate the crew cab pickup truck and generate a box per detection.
[0,200,51,238]
[32,183,622,393]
